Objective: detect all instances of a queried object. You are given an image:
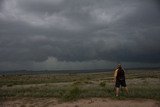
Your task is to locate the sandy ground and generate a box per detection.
[1,98,160,107]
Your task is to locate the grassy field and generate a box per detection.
[0,69,160,101]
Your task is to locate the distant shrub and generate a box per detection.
[7,83,13,87]
[63,86,81,101]
[72,81,82,86]
[84,81,93,84]
[0,84,3,88]
[99,81,106,87]
[86,77,91,80]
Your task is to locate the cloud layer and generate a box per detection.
[0,0,160,70]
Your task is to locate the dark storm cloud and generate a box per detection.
[0,0,160,70]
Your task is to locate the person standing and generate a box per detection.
[113,64,128,96]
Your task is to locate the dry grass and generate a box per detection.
[0,69,160,101]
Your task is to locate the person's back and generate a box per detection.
[116,67,125,81]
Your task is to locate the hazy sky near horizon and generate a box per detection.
[0,0,160,70]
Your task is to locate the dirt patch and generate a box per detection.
[1,98,160,107]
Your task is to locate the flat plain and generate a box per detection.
[0,69,160,107]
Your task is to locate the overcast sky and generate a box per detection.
[0,0,160,71]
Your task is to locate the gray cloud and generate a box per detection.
[0,0,160,70]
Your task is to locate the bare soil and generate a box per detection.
[1,98,160,107]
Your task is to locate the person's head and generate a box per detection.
[117,64,122,69]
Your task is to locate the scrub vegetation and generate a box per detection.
[0,69,160,101]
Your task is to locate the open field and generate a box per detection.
[0,69,160,107]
